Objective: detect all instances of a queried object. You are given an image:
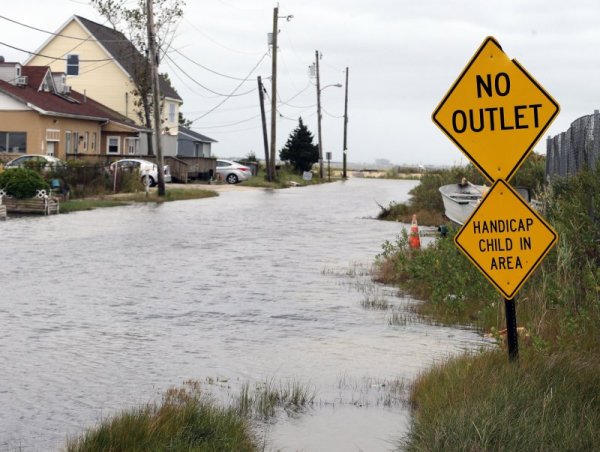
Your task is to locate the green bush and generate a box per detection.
[0,167,50,199]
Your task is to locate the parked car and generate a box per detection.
[108,158,171,186]
[215,159,252,184]
[4,154,66,171]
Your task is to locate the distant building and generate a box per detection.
[177,126,217,158]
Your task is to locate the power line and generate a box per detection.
[0,41,114,62]
[182,17,263,56]
[322,107,344,119]
[170,48,255,82]
[190,52,268,123]
[163,52,256,97]
[195,114,261,129]
[0,14,128,42]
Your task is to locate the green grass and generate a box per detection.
[60,188,218,213]
[66,381,256,451]
[243,166,335,188]
[404,350,600,451]
[375,163,600,451]
[236,379,316,419]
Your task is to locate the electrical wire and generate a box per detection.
[163,52,256,97]
[195,114,262,129]
[170,47,256,82]
[0,14,128,42]
[190,52,268,123]
[0,41,114,62]
[321,107,344,119]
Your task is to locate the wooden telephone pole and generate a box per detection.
[257,76,270,175]
[316,50,323,179]
[343,67,349,179]
[146,0,165,196]
[268,6,278,182]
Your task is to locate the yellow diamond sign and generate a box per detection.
[433,37,559,182]
[454,180,557,299]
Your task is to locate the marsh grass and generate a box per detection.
[336,374,408,408]
[387,309,409,326]
[403,350,600,451]
[66,380,256,451]
[236,379,316,419]
[360,293,390,310]
[379,164,600,450]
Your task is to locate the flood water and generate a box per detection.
[0,178,486,451]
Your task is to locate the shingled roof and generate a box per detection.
[0,67,146,130]
[75,15,182,102]
[178,126,217,143]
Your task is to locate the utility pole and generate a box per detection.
[269,6,278,182]
[343,66,349,179]
[146,0,165,196]
[257,76,270,177]
[316,50,323,179]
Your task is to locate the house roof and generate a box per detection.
[74,16,182,102]
[22,66,52,91]
[0,69,147,131]
[178,126,217,143]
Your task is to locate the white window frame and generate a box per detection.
[65,131,71,154]
[168,103,176,123]
[107,136,120,154]
[66,54,79,76]
[126,137,138,155]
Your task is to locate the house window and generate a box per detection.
[65,131,71,153]
[168,103,176,123]
[91,132,96,152]
[73,132,79,153]
[66,54,79,76]
[83,132,89,151]
[107,136,120,154]
[0,132,27,153]
[126,137,138,155]
[46,129,60,141]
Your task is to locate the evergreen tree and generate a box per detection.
[279,118,319,173]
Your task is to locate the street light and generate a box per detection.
[317,81,342,179]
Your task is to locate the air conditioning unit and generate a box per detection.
[16,75,28,87]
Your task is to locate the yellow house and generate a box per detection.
[26,15,183,156]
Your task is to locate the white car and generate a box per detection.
[215,159,252,184]
[4,154,66,171]
[109,158,171,186]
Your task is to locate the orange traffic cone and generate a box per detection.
[409,214,421,249]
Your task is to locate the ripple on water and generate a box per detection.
[0,179,487,451]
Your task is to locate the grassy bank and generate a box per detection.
[60,188,218,213]
[66,381,257,451]
[375,160,600,450]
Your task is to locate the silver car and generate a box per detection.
[4,154,66,171]
[215,159,252,184]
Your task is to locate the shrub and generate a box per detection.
[0,167,50,199]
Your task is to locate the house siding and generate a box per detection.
[27,21,138,124]
[0,109,105,160]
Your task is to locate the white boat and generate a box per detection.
[439,182,484,225]
[439,182,532,225]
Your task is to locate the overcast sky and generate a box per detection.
[2,0,600,166]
